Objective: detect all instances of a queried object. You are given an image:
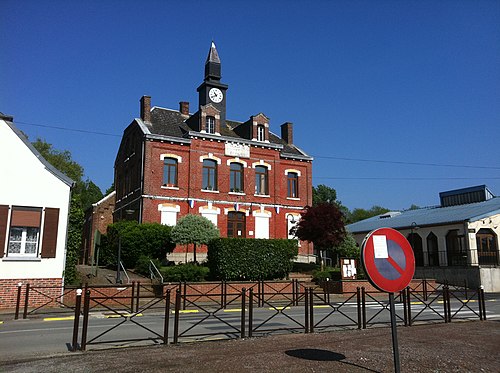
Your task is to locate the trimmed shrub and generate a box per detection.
[159,264,210,282]
[312,267,341,282]
[291,262,320,274]
[207,238,298,281]
[134,255,162,277]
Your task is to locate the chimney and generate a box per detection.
[281,122,293,144]
[179,101,190,116]
[140,95,151,122]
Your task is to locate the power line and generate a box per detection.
[14,120,500,171]
[315,176,500,180]
[313,155,500,170]
[15,121,121,137]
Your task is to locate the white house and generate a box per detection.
[347,185,500,292]
[0,113,73,309]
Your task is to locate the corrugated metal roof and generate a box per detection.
[347,197,500,234]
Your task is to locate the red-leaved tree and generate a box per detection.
[290,203,347,267]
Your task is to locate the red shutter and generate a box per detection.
[41,208,59,258]
[0,205,9,258]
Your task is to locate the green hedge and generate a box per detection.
[207,238,298,281]
[159,264,210,282]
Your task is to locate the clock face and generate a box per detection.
[209,88,223,103]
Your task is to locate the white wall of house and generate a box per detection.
[0,119,72,280]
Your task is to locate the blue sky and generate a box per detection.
[1,0,499,211]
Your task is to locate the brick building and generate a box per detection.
[114,43,314,263]
[81,191,116,264]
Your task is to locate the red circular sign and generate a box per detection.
[361,227,415,293]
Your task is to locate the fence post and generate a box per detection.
[15,282,22,320]
[173,289,181,344]
[309,288,314,333]
[183,282,187,310]
[241,288,246,339]
[446,286,452,322]
[135,281,141,313]
[423,279,428,302]
[23,283,30,319]
[130,281,135,313]
[443,286,450,323]
[248,288,253,338]
[356,287,361,329]
[71,289,82,351]
[402,288,407,326]
[304,287,309,333]
[362,287,367,329]
[80,289,91,351]
[478,286,484,321]
[163,290,171,344]
[223,280,227,309]
[406,287,412,326]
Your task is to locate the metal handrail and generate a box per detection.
[120,261,131,284]
[149,260,164,283]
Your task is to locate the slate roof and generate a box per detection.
[347,197,500,234]
[142,107,312,160]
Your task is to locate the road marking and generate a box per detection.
[43,316,74,322]
[173,310,199,314]
[0,321,3,324]
[313,305,331,309]
[223,309,247,312]
[270,306,291,310]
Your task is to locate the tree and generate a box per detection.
[312,184,338,206]
[347,205,390,224]
[332,232,360,263]
[171,214,220,263]
[31,138,104,284]
[32,138,84,182]
[291,203,346,268]
[312,184,350,219]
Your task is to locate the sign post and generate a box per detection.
[361,227,416,373]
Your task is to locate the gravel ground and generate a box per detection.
[1,320,499,372]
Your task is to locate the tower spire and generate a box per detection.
[206,41,220,64]
[204,41,221,81]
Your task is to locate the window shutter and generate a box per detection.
[41,208,59,258]
[0,205,9,258]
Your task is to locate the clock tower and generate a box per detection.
[197,42,228,126]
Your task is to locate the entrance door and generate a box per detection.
[227,212,245,238]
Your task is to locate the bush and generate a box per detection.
[312,267,341,282]
[291,262,320,274]
[160,264,210,282]
[134,255,162,277]
[207,238,298,281]
[102,221,175,268]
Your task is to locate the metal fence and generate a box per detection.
[69,280,488,351]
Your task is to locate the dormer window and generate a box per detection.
[257,125,265,141]
[206,116,215,134]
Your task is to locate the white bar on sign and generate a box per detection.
[373,235,389,259]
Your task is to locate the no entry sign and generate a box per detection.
[361,227,415,293]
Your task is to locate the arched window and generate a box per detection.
[407,233,424,266]
[446,230,466,266]
[287,172,299,198]
[257,124,265,141]
[426,232,439,266]
[163,158,178,187]
[230,163,244,192]
[206,116,215,134]
[255,166,268,195]
[476,228,498,265]
[202,159,217,191]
